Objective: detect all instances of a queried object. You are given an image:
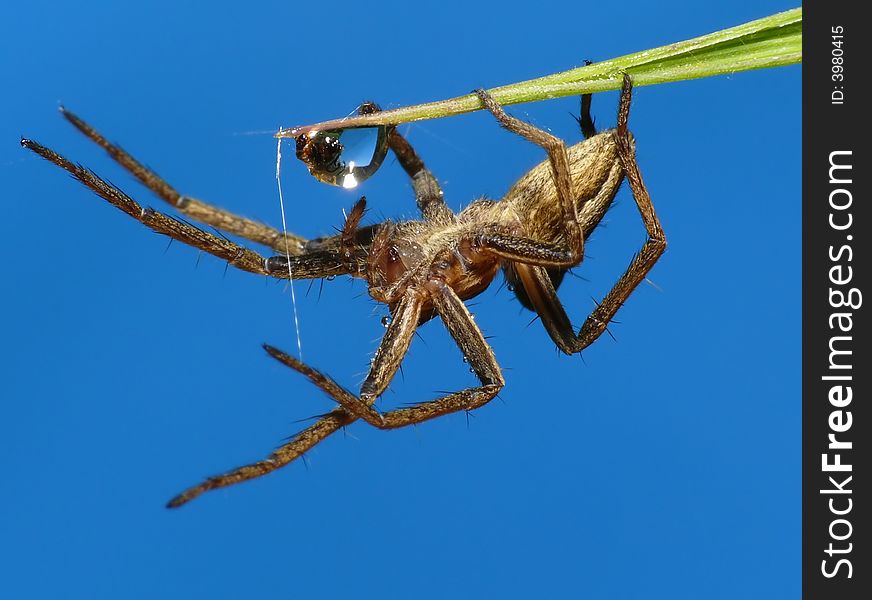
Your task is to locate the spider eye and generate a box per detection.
[295,126,389,189]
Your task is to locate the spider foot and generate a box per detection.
[473,89,505,121]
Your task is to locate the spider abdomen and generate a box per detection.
[503,130,627,243]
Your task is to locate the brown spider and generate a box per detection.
[21,74,665,508]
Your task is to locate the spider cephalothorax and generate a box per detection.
[22,74,664,507]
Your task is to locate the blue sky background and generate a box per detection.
[2,1,800,598]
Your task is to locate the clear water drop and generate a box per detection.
[295,126,389,188]
[381,316,392,328]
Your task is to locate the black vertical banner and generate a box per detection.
[804,2,868,598]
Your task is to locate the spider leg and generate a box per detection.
[23,139,273,275]
[573,74,666,349]
[270,283,504,429]
[475,232,579,267]
[358,101,453,226]
[266,289,422,427]
[474,89,583,267]
[511,75,667,354]
[387,129,455,225]
[496,166,622,350]
[166,407,353,508]
[59,108,307,254]
[22,139,363,280]
[359,290,423,403]
[265,197,371,280]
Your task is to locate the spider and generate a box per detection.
[22,74,665,508]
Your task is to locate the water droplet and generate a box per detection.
[462,356,469,363]
[326,275,336,281]
[381,316,392,328]
[507,284,515,292]
[295,126,389,188]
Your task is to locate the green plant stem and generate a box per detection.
[277,7,801,137]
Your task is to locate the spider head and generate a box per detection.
[366,220,501,314]
[366,222,426,303]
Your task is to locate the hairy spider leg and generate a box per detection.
[573,74,667,349]
[166,406,354,508]
[503,75,667,354]
[22,139,275,275]
[58,108,308,254]
[59,107,452,250]
[264,281,504,430]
